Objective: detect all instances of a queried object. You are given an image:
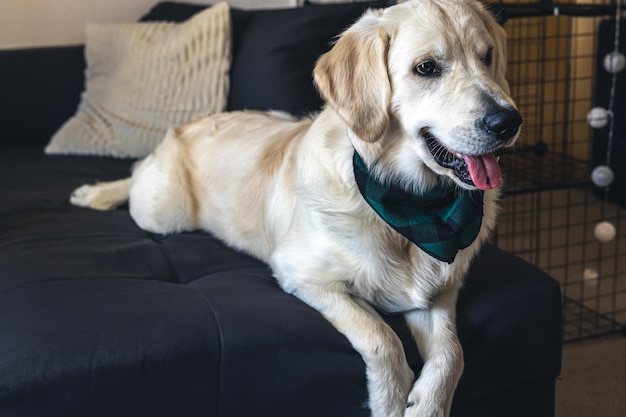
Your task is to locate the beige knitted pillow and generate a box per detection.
[45,2,231,158]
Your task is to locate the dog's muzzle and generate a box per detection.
[424,106,521,191]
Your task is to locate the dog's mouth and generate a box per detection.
[423,131,502,190]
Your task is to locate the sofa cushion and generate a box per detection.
[0,146,369,417]
[142,1,388,117]
[0,145,562,416]
[45,3,231,158]
[0,46,85,147]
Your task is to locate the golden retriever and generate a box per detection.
[70,0,521,416]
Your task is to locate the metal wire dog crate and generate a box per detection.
[491,0,626,342]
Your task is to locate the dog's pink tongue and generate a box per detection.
[463,153,502,190]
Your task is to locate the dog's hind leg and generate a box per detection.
[70,178,132,211]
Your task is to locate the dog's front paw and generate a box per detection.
[403,380,452,417]
[404,394,445,417]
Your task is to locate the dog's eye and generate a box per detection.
[483,48,493,67]
[414,60,441,77]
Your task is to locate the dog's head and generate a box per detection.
[314,0,521,191]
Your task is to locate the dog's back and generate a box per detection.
[131,111,313,258]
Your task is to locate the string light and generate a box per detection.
[584,0,622,283]
[588,0,622,236]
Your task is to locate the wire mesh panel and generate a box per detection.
[492,0,626,342]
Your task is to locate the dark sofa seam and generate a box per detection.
[189,285,225,417]
[149,232,182,284]
[0,276,179,295]
[0,234,151,250]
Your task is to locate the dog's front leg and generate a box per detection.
[292,285,414,417]
[403,287,463,417]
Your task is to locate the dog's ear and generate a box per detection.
[314,10,391,143]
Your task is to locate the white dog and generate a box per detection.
[71,0,521,416]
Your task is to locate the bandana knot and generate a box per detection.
[353,151,484,263]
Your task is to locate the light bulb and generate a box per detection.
[591,165,614,188]
[587,107,610,129]
[594,221,616,243]
[582,268,599,286]
[604,52,626,74]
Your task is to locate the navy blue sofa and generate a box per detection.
[0,2,562,417]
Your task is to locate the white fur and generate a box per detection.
[71,1,519,416]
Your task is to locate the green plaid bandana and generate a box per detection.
[353,151,484,263]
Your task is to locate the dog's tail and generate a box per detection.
[70,178,132,211]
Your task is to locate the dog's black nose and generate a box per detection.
[482,107,522,142]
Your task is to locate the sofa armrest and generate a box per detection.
[0,46,85,148]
